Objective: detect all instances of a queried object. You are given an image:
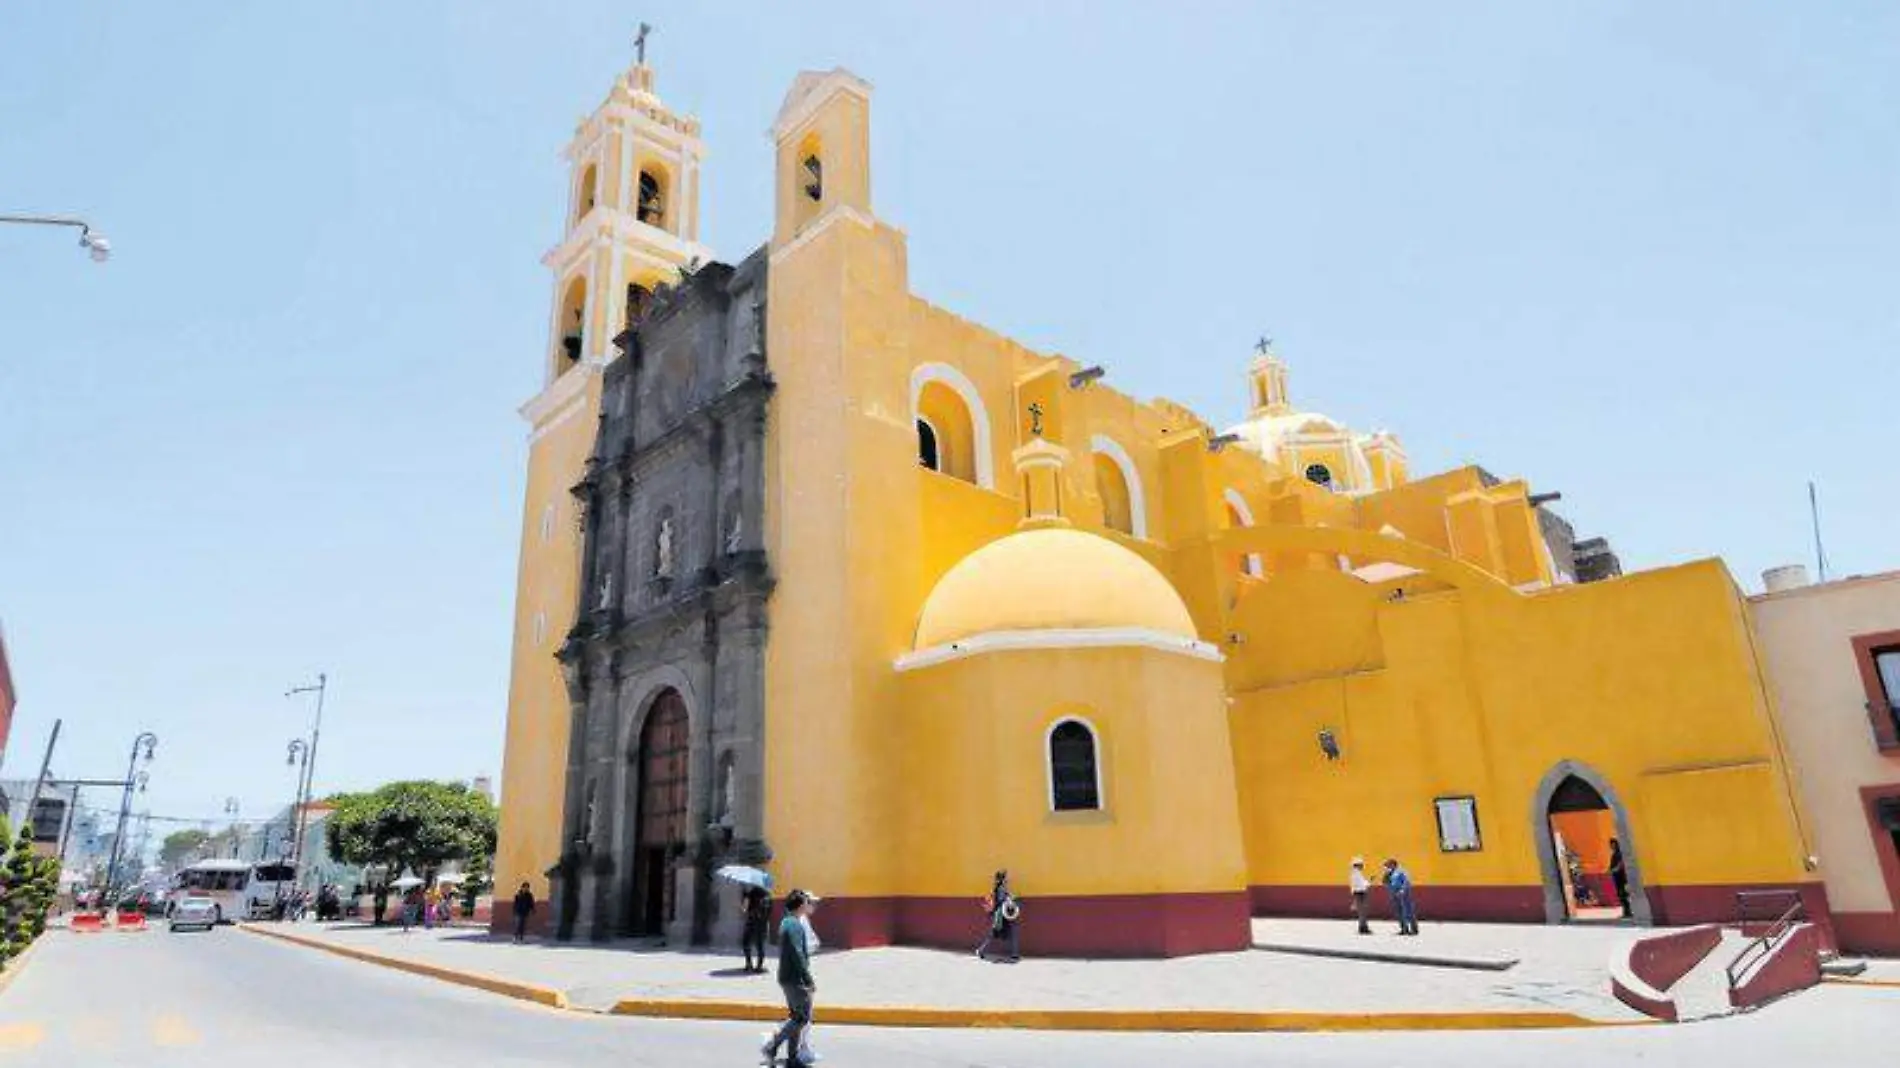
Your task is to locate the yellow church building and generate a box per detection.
[492,55,1825,955]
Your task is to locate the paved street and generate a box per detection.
[1,928,1897,1066]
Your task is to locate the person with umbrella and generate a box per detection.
[716,865,777,974]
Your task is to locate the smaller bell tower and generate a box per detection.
[770,68,874,248]
[1247,337,1292,417]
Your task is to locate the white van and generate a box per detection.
[167,859,299,922]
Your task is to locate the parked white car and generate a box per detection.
[169,895,219,933]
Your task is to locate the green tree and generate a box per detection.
[325,781,497,884]
[3,826,37,957]
[159,829,213,868]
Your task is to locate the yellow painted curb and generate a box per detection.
[239,925,569,1010]
[1823,976,1900,989]
[607,998,1612,1033]
[236,926,1627,1033]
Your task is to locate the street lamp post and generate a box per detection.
[285,674,327,887]
[285,738,308,863]
[0,213,112,262]
[102,732,157,901]
[223,798,241,857]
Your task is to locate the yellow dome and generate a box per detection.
[914,528,1199,649]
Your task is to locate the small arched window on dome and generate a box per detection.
[637,167,668,230]
[1304,463,1335,490]
[916,419,941,472]
[575,164,599,225]
[1047,719,1102,812]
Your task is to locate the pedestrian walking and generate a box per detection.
[422,885,438,930]
[511,881,536,943]
[1382,857,1419,935]
[372,884,389,926]
[974,869,1021,963]
[760,889,820,1067]
[400,887,420,932]
[1608,838,1632,918]
[741,884,772,973]
[1348,856,1372,935]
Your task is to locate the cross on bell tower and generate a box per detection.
[634,22,652,65]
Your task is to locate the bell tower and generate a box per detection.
[541,49,712,384]
[494,37,712,929]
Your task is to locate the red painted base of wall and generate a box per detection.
[810,891,1252,958]
[1832,911,1900,957]
[1646,883,1835,952]
[1249,884,1546,923]
[1250,881,1834,946]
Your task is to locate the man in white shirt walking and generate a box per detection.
[1349,857,1372,935]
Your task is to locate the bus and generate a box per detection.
[166,859,298,922]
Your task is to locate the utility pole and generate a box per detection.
[25,719,61,832]
[286,673,328,887]
[1808,481,1830,583]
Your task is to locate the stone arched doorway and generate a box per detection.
[1531,761,1651,924]
[627,688,691,936]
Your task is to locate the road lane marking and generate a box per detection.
[154,1013,202,1046]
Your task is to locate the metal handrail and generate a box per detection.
[1726,899,1804,989]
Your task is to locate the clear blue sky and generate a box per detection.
[3,2,1895,838]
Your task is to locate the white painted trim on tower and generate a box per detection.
[768,204,878,263]
[1089,434,1149,540]
[909,362,996,490]
[894,627,1223,672]
[770,69,874,141]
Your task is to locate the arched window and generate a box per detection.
[917,419,941,471]
[910,364,993,488]
[575,164,599,225]
[1048,719,1101,812]
[637,167,667,229]
[626,283,653,329]
[1090,435,1146,539]
[1095,454,1133,535]
[556,276,588,375]
[1304,463,1334,489]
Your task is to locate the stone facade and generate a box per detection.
[550,250,772,945]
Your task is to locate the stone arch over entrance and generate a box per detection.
[1530,760,1651,924]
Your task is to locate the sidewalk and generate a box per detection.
[241,917,1654,1030]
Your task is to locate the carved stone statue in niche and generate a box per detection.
[725,508,743,554]
[655,514,675,578]
[596,571,615,611]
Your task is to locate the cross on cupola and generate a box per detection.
[635,22,652,65]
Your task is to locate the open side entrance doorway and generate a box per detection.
[1532,761,1651,925]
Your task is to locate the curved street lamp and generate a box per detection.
[103,732,158,900]
[0,213,111,262]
